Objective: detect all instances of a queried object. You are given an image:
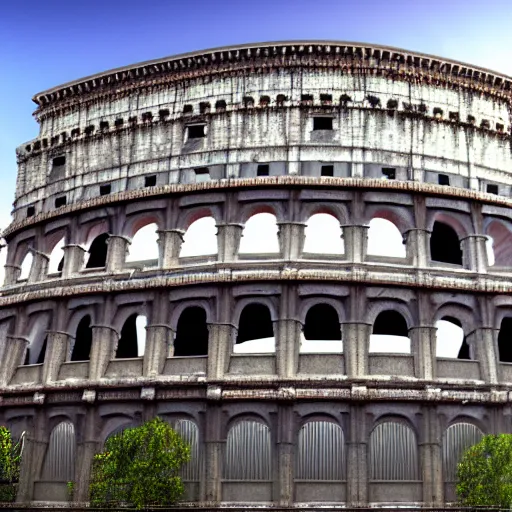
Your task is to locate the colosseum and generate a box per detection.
[2,40,512,506]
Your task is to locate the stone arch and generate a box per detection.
[85,233,109,269]
[365,205,414,236]
[223,417,272,480]
[177,206,221,232]
[303,213,344,254]
[123,213,163,240]
[369,419,419,480]
[485,219,512,266]
[100,414,139,444]
[24,312,51,365]
[174,306,209,357]
[497,316,512,363]
[239,212,280,254]
[179,216,218,257]
[295,418,346,480]
[70,315,93,361]
[299,202,348,226]
[430,221,463,265]
[18,251,33,281]
[126,222,159,263]
[173,418,201,481]
[301,303,342,353]
[367,218,406,258]
[369,305,411,354]
[47,236,65,274]
[115,313,147,358]
[40,421,76,482]
[235,302,275,353]
[434,304,475,359]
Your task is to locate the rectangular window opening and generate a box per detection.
[144,175,157,187]
[54,196,67,208]
[321,165,334,177]
[313,117,333,131]
[194,167,210,182]
[100,184,112,196]
[487,184,499,195]
[257,164,270,176]
[187,124,206,139]
[438,174,450,186]
[27,206,35,218]
[382,167,396,180]
[52,156,66,168]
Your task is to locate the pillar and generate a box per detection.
[216,223,243,263]
[89,325,117,381]
[420,405,443,506]
[157,229,184,268]
[41,331,70,384]
[466,327,499,384]
[28,249,49,283]
[276,285,300,378]
[3,264,21,285]
[143,324,173,377]
[0,336,27,386]
[342,322,371,378]
[346,405,368,506]
[207,323,234,379]
[277,222,306,261]
[62,244,86,277]
[276,405,294,506]
[405,228,430,267]
[203,404,223,503]
[461,234,488,273]
[341,225,368,263]
[410,326,437,380]
[106,235,130,273]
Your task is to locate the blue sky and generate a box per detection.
[1,0,511,230]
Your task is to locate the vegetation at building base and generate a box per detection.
[457,433,512,508]
[89,417,191,509]
[0,427,22,502]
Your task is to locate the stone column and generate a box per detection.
[157,229,184,269]
[276,405,294,506]
[276,285,300,378]
[89,325,117,381]
[410,325,437,380]
[203,404,223,504]
[342,322,371,378]
[207,323,235,379]
[216,223,243,263]
[341,225,368,263]
[466,327,499,384]
[3,264,21,285]
[346,405,368,506]
[0,336,27,386]
[42,331,70,384]
[106,235,130,273]
[405,228,430,267]
[461,234,488,273]
[143,324,173,377]
[62,244,86,277]
[28,249,49,283]
[277,222,306,261]
[420,405,443,506]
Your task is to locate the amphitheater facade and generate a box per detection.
[2,40,512,506]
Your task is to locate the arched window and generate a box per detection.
[239,213,279,254]
[442,423,483,482]
[367,218,405,258]
[224,420,271,480]
[301,304,342,353]
[435,317,469,359]
[174,307,209,356]
[116,314,146,358]
[296,420,345,480]
[430,221,462,265]
[126,223,159,263]
[486,221,512,267]
[48,237,65,274]
[498,317,512,363]
[174,419,200,481]
[24,314,50,365]
[71,315,92,361]
[303,214,344,254]
[180,217,218,257]
[85,233,109,269]
[369,421,419,480]
[370,310,410,354]
[41,421,76,482]
[235,303,275,353]
[19,252,33,281]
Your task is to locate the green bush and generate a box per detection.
[89,417,191,509]
[457,433,512,508]
[0,426,22,503]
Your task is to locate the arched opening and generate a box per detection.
[369,421,419,480]
[435,316,469,359]
[370,310,410,353]
[40,421,76,482]
[239,213,279,254]
[303,214,344,254]
[126,223,159,263]
[24,315,50,365]
[367,218,406,258]
[235,303,275,353]
[223,420,271,480]
[116,314,146,358]
[174,307,209,357]
[498,317,512,363]
[48,237,65,274]
[19,252,33,281]
[71,315,92,361]
[174,419,200,481]
[486,221,512,267]
[485,236,495,266]
[85,233,109,269]
[301,304,342,353]
[180,217,218,257]
[295,420,345,480]
[430,221,462,265]
[442,423,483,483]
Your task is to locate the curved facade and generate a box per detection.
[3,41,512,505]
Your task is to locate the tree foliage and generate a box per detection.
[89,417,191,509]
[457,433,512,508]
[0,427,22,502]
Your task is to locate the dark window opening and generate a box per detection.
[71,128,80,138]
[449,112,460,122]
[366,95,381,108]
[430,221,462,265]
[467,115,476,124]
[320,94,332,104]
[116,314,139,359]
[276,94,287,105]
[36,336,48,365]
[260,95,270,105]
[128,116,137,125]
[99,121,109,131]
[373,310,408,337]
[481,119,490,129]
[438,174,450,186]
[236,304,273,344]
[442,316,470,360]
[382,167,396,180]
[71,315,92,361]
[86,233,109,269]
[304,304,341,340]
[52,156,66,168]
[301,94,314,104]
[497,123,505,132]
[141,112,153,122]
[27,206,35,218]
[313,117,333,130]
[321,165,334,177]
[487,184,499,195]
[24,144,32,152]
[54,196,67,208]
[100,184,112,196]
[215,100,227,110]
[144,175,157,187]
[61,132,68,142]
[42,138,48,148]
[386,99,398,109]
[57,256,64,272]
[340,94,352,105]
[257,164,270,176]
[498,317,512,362]
[199,102,211,113]
[183,104,193,114]
[194,167,210,182]
[51,136,59,146]
[114,118,124,128]
[433,107,444,118]
[243,96,255,107]
[174,307,209,356]
[159,109,169,120]
[187,124,206,139]
[84,125,95,135]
